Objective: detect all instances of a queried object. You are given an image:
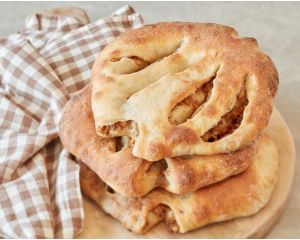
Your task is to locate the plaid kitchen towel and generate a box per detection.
[0,5,143,238]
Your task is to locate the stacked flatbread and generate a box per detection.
[59,22,279,234]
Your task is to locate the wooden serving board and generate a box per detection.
[77,108,295,238]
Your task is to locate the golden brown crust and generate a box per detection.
[59,84,153,197]
[163,142,255,194]
[80,134,279,234]
[59,85,254,197]
[91,22,279,161]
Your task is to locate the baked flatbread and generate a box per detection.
[59,85,254,197]
[80,134,279,234]
[91,22,278,161]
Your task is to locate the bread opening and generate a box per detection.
[110,56,150,74]
[142,204,169,233]
[110,40,183,75]
[105,185,116,194]
[165,207,180,233]
[202,84,248,142]
[169,78,214,125]
[98,120,138,139]
[146,159,168,174]
[115,136,134,152]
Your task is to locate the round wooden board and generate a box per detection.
[77,108,295,238]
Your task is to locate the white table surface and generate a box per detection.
[0,2,299,238]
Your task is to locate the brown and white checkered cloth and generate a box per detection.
[0,5,143,238]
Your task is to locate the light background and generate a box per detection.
[0,1,299,238]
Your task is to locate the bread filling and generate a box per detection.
[165,209,180,233]
[145,204,180,233]
[98,79,247,146]
[202,85,248,142]
[98,120,138,139]
[169,80,213,124]
[110,56,150,74]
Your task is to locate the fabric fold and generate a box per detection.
[0,5,143,238]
